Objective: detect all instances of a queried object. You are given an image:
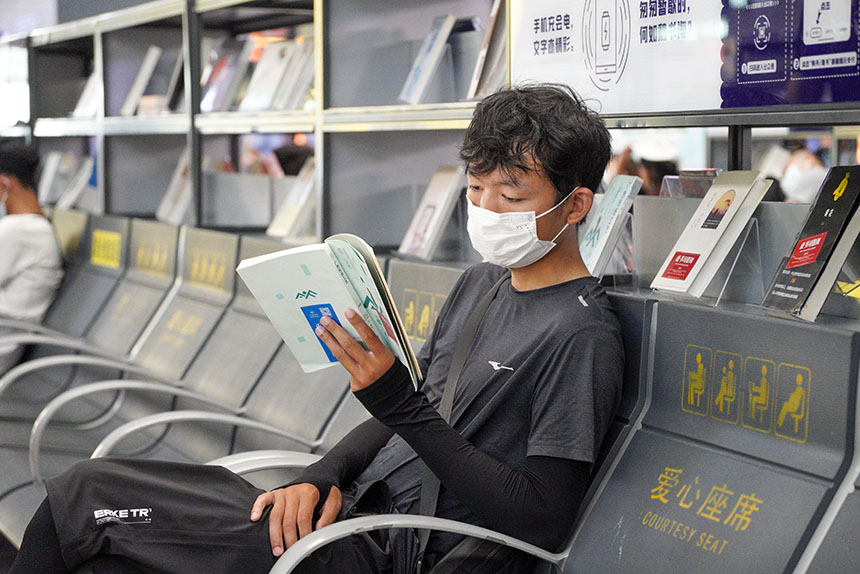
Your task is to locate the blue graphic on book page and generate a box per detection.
[301,303,342,362]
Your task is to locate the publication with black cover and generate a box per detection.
[762,166,860,320]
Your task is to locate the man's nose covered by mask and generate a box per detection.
[466,188,578,268]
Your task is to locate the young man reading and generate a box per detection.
[11,84,623,574]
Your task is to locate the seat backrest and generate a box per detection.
[83,218,179,355]
[129,227,238,380]
[40,214,130,338]
[160,236,289,462]
[50,208,88,263]
[565,300,858,573]
[386,259,466,353]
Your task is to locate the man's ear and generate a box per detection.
[565,187,594,226]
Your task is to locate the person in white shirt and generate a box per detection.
[0,142,64,374]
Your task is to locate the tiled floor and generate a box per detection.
[0,535,15,572]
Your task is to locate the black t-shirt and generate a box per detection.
[354,263,624,551]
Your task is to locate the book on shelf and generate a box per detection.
[137,47,183,115]
[156,149,193,225]
[237,233,421,385]
[397,165,466,260]
[200,39,254,113]
[398,14,458,105]
[273,41,314,111]
[55,157,96,210]
[467,0,503,100]
[762,166,860,321]
[580,174,643,278]
[71,72,99,118]
[238,40,295,112]
[651,171,771,296]
[119,45,162,116]
[448,22,483,101]
[267,157,316,238]
[469,0,506,99]
[38,152,79,204]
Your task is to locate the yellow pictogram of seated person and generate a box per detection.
[688,353,706,408]
[777,373,806,434]
[749,364,769,423]
[715,360,736,414]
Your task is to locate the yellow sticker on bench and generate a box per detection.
[91,230,123,269]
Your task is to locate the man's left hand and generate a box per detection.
[315,308,395,392]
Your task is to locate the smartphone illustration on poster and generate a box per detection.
[803,0,850,45]
[596,0,617,74]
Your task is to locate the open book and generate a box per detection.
[237,234,421,386]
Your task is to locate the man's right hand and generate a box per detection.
[250,483,343,557]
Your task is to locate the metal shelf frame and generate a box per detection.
[6,0,859,229]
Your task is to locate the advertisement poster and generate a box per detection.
[511,0,860,114]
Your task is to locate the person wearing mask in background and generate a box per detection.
[0,141,64,374]
[780,148,829,204]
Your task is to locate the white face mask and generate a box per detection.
[781,165,828,203]
[467,188,578,268]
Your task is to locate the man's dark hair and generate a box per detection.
[0,141,39,191]
[459,84,611,200]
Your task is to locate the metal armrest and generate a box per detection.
[30,381,238,486]
[269,515,567,574]
[0,333,122,361]
[208,450,322,475]
[0,354,172,401]
[90,410,317,460]
[0,317,62,336]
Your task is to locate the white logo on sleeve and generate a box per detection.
[488,361,515,372]
[93,508,152,525]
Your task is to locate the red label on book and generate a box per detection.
[786,232,827,269]
[662,251,700,280]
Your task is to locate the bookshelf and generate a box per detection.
[9,0,858,249]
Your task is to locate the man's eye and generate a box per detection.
[502,195,522,202]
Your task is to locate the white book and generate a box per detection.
[467,0,502,99]
[398,14,457,105]
[239,41,295,112]
[651,171,764,294]
[687,178,772,298]
[472,0,507,99]
[120,45,162,116]
[285,45,315,110]
[580,174,643,278]
[398,165,466,260]
[273,41,313,110]
[220,40,255,112]
[38,152,79,204]
[267,157,316,238]
[156,149,192,225]
[237,233,420,385]
[71,72,99,118]
[56,157,95,210]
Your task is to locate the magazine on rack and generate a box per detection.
[651,171,770,295]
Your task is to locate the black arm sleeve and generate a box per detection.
[355,361,591,551]
[285,416,393,498]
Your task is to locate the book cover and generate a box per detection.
[56,157,96,210]
[651,171,762,293]
[120,45,163,117]
[156,149,192,225]
[467,0,503,99]
[472,0,507,99]
[762,166,860,316]
[397,165,466,260]
[273,41,314,111]
[239,41,295,112]
[398,14,458,105]
[237,234,420,384]
[580,174,642,277]
[267,157,316,238]
[71,72,99,118]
